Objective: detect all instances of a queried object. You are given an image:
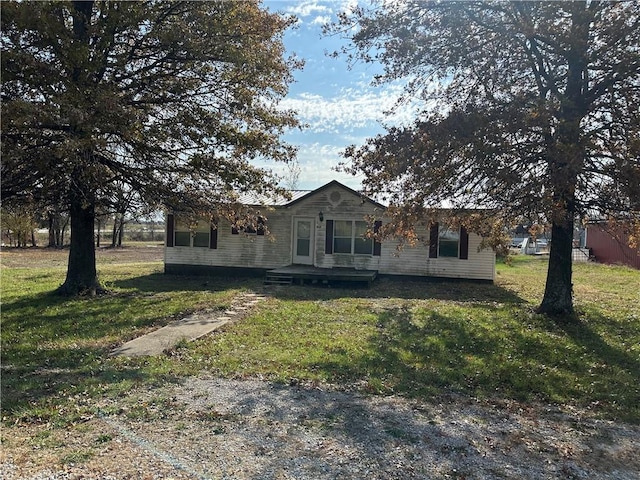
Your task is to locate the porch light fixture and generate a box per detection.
[319,211,324,222]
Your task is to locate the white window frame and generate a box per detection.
[438,225,461,258]
[333,220,374,256]
[174,217,210,248]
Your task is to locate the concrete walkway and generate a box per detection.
[111,292,267,357]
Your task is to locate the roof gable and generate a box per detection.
[236,180,385,209]
[286,180,386,209]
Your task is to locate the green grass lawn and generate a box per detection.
[2,250,639,426]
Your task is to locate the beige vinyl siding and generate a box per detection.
[377,226,495,281]
[286,185,383,271]
[165,211,291,269]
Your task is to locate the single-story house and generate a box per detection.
[164,180,495,281]
[585,220,640,269]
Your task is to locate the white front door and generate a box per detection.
[293,218,314,265]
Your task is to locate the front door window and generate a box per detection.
[293,218,314,264]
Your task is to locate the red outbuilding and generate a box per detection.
[585,222,640,269]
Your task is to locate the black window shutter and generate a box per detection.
[459,226,469,259]
[373,220,382,256]
[429,222,439,258]
[257,217,265,236]
[166,214,174,247]
[325,219,334,254]
[209,225,217,249]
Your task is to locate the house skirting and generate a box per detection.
[376,273,494,284]
[165,263,494,284]
[164,264,269,277]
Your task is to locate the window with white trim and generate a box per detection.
[333,220,374,255]
[428,222,469,259]
[174,218,190,246]
[174,217,210,248]
[438,226,460,258]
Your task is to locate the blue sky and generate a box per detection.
[261,0,416,190]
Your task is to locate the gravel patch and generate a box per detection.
[3,376,639,479]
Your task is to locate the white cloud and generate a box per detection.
[311,15,331,25]
[283,0,359,19]
[336,0,359,16]
[252,141,362,190]
[280,83,418,134]
[285,1,332,18]
[295,143,362,189]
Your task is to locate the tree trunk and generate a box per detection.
[48,213,56,247]
[57,177,104,296]
[538,216,575,317]
[111,215,118,247]
[117,216,124,246]
[537,11,589,319]
[57,222,64,247]
[56,2,103,295]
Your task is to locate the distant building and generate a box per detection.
[585,221,640,269]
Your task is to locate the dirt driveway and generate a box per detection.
[2,377,639,480]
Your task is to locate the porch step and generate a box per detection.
[264,272,293,286]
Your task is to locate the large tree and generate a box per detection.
[1,0,299,295]
[333,1,640,316]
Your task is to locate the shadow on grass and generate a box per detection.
[111,272,263,293]
[1,272,259,425]
[269,276,525,304]
[1,344,183,425]
[1,290,169,342]
[1,273,257,346]
[557,313,640,388]
[304,306,640,422]
[309,307,524,398]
